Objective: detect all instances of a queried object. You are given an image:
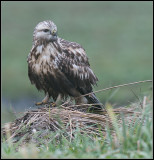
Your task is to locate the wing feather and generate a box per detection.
[55,38,98,93]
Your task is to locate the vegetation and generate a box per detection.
[2,95,152,158]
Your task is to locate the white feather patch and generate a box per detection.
[36,45,43,54]
[35,64,40,74]
[72,64,79,75]
[72,64,79,70]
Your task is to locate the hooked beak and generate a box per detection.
[50,32,57,41]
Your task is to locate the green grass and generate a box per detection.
[2,95,152,159]
[1,1,153,103]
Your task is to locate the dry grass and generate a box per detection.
[2,102,143,145]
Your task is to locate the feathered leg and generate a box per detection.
[75,96,88,105]
[55,94,62,106]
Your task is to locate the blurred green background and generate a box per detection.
[1,1,152,122]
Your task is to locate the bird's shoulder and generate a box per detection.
[59,38,83,49]
[56,38,89,66]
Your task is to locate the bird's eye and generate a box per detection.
[43,29,49,32]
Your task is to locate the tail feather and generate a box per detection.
[86,93,103,110]
[77,87,104,111]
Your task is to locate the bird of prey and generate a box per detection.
[27,20,102,110]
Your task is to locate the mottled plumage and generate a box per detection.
[27,20,102,109]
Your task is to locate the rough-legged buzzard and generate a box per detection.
[27,20,102,110]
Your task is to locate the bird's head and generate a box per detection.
[33,20,58,44]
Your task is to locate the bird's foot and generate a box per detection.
[35,101,57,108]
[51,102,56,107]
[35,93,50,106]
[35,100,50,106]
[35,101,45,106]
